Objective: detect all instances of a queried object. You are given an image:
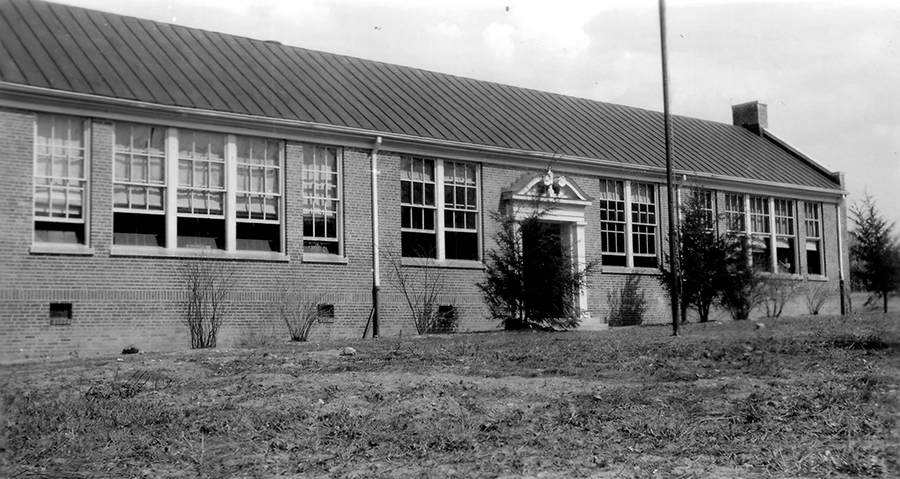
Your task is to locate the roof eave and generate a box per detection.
[0,82,847,199]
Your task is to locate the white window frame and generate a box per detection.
[773,198,797,273]
[400,155,482,264]
[726,192,803,275]
[301,144,343,260]
[32,113,91,253]
[598,178,659,269]
[804,202,825,276]
[110,123,285,258]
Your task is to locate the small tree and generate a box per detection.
[606,274,648,326]
[718,235,765,320]
[385,245,446,335]
[277,283,326,342]
[758,274,803,318]
[179,254,237,349]
[803,282,832,315]
[479,207,596,330]
[659,189,732,323]
[850,194,900,313]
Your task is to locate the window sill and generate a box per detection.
[302,253,349,264]
[401,257,484,270]
[30,244,95,256]
[601,265,660,275]
[110,245,290,262]
[807,274,829,282]
[758,271,804,280]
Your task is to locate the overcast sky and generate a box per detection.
[56,0,900,230]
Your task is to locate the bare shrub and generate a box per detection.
[277,287,327,342]
[385,247,445,335]
[606,274,647,326]
[179,255,237,349]
[803,282,833,315]
[759,274,804,318]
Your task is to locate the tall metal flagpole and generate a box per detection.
[659,0,681,335]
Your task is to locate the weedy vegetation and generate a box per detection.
[1,313,897,478]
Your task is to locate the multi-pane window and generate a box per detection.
[177,130,226,249]
[698,189,715,230]
[724,193,745,232]
[726,192,807,275]
[302,145,340,255]
[749,196,770,269]
[598,179,658,268]
[443,161,479,260]
[401,157,437,257]
[631,182,657,268]
[400,156,480,261]
[34,114,88,245]
[774,199,796,273]
[114,122,166,246]
[110,123,284,254]
[804,202,823,275]
[236,137,281,252]
[598,179,626,266]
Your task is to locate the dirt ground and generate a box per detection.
[1,313,898,478]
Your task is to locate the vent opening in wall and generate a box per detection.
[317,304,335,322]
[49,303,73,326]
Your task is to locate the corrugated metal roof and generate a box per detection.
[0,0,841,191]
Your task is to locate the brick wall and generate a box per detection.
[0,106,850,360]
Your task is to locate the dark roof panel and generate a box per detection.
[0,0,841,191]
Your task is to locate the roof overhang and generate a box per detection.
[0,82,847,202]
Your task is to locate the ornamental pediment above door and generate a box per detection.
[500,168,592,226]
[501,168,593,206]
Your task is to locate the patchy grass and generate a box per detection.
[1,313,897,478]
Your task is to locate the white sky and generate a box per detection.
[55,0,900,230]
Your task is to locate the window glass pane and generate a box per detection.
[179,160,191,187]
[193,132,209,158]
[210,162,224,189]
[34,186,50,215]
[148,187,163,210]
[67,118,83,148]
[178,130,194,157]
[266,141,279,166]
[52,156,68,178]
[37,116,52,149]
[265,197,278,219]
[115,123,131,151]
[266,169,278,193]
[424,183,435,206]
[149,157,164,183]
[149,127,165,155]
[194,161,208,188]
[132,126,149,154]
[114,185,128,208]
[133,156,147,182]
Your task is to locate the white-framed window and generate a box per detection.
[774,199,796,273]
[400,156,480,261]
[111,122,284,254]
[749,195,771,269]
[113,122,166,247]
[598,179,626,266]
[631,182,658,268]
[598,179,658,268]
[236,136,282,252]
[698,189,715,230]
[724,193,745,233]
[34,114,88,245]
[442,161,479,261]
[804,202,824,275]
[302,145,341,256]
[726,193,802,274]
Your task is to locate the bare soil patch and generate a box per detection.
[1,313,897,478]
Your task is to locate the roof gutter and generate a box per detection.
[0,82,847,198]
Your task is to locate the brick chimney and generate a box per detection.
[732,101,767,136]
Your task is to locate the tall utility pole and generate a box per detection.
[659,0,681,335]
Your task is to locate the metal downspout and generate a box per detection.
[371,137,383,337]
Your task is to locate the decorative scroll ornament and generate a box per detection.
[539,167,569,198]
